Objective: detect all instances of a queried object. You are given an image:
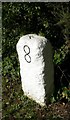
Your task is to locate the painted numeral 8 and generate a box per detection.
[23,45,31,63]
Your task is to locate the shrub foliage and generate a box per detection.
[2,2,70,119]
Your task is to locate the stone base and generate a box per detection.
[16,34,54,106]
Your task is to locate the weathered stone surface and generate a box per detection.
[16,34,54,106]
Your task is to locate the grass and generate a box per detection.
[2,75,70,120]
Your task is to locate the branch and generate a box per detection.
[57,66,69,83]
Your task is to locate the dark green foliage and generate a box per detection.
[2,2,70,119]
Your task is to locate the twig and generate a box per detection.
[57,66,69,83]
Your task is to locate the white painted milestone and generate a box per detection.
[16,34,54,106]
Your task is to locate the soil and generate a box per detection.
[36,101,70,120]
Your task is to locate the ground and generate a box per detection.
[37,102,70,120]
[2,77,70,120]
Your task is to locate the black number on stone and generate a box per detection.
[23,45,31,63]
